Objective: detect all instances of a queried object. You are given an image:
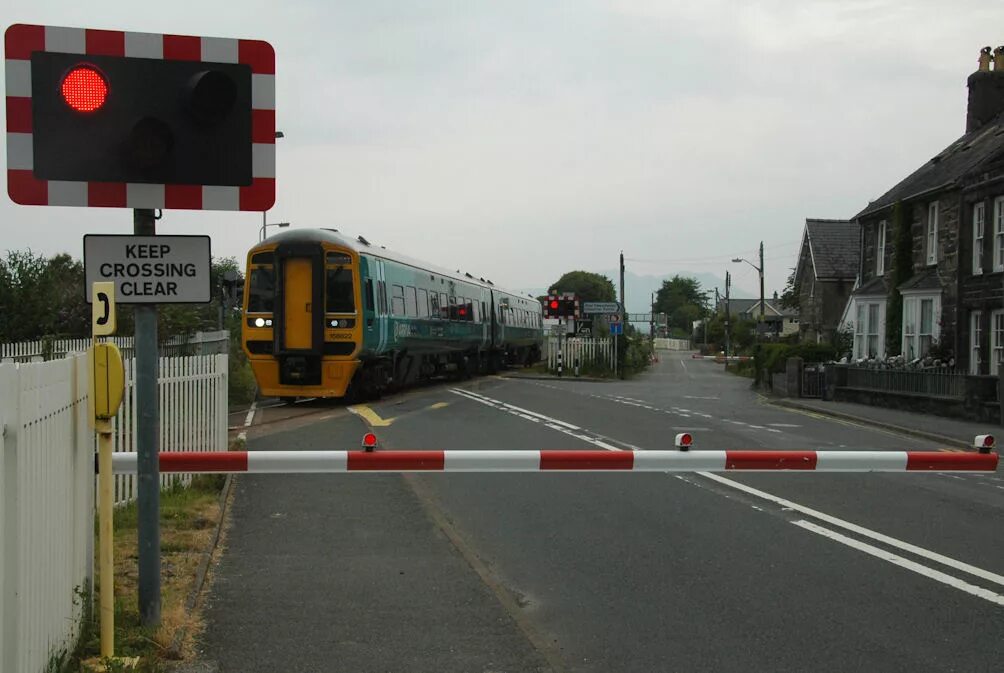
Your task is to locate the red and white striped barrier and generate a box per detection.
[110,449,998,474]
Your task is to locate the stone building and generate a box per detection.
[793,219,858,344]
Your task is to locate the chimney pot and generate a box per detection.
[979,46,992,72]
[995,46,1004,71]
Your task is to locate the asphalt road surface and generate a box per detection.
[200,351,1004,672]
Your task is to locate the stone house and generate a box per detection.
[793,219,858,344]
[844,46,1004,373]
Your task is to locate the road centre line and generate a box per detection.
[455,387,1004,599]
[792,520,1004,607]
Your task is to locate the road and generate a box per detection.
[200,351,1004,672]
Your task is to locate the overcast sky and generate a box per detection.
[4,0,1002,296]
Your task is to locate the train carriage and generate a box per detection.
[242,228,542,399]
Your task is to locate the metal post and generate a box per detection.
[724,271,731,362]
[759,241,765,324]
[97,429,114,656]
[134,208,161,626]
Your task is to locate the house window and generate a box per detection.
[926,201,938,265]
[876,220,886,275]
[973,202,985,275]
[993,310,1004,376]
[853,300,884,359]
[902,294,941,359]
[971,311,983,375]
[996,197,1004,272]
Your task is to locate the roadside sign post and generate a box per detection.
[89,283,126,660]
[609,314,623,378]
[5,22,276,626]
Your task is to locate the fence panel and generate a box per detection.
[113,353,228,505]
[1,330,229,363]
[1,356,93,673]
[843,367,968,399]
[546,336,614,372]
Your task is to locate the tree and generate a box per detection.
[779,267,799,311]
[653,275,709,334]
[886,201,912,356]
[548,271,616,303]
[0,250,90,341]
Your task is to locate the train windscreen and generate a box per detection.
[325,266,355,313]
[248,267,275,312]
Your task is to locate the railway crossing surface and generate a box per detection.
[195,351,1004,672]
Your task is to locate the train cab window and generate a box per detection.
[377,281,387,314]
[418,289,429,317]
[405,286,418,317]
[247,266,275,312]
[325,266,355,313]
[326,252,352,264]
[391,284,406,316]
[365,279,374,312]
[251,252,274,264]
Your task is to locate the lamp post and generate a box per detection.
[260,221,290,242]
[260,130,285,241]
[733,241,765,332]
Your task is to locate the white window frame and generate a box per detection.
[852,299,885,360]
[971,310,983,375]
[995,197,1004,272]
[876,220,886,276]
[901,292,941,360]
[926,201,938,266]
[993,310,1004,376]
[973,202,985,275]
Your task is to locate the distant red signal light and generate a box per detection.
[61,65,108,112]
[549,300,559,309]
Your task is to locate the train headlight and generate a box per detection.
[254,317,265,327]
[265,319,273,327]
[330,319,339,328]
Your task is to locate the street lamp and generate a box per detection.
[260,130,285,241]
[260,221,290,242]
[733,241,765,325]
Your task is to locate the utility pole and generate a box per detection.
[618,251,625,379]
[650,291,655,340]
[724,272,731,361]
[759,240,765,326]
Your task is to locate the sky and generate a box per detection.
[3,0,1003,298]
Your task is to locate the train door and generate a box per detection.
[284,258,313,350]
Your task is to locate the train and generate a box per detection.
[242,228,544,400]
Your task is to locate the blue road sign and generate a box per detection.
[610,322,623,335]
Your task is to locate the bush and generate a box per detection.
[226,312,257,406]
[752,342,837,383]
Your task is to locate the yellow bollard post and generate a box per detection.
[89,281,124,663]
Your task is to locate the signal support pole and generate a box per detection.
[134,208,161,626]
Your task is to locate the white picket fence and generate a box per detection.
[0,352,228,672]
[545,336,615,372]
[654,337,691,351]
[0,329,230,363]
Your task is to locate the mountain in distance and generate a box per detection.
[519,270,753,315]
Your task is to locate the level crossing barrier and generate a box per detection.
[111,447,999,475]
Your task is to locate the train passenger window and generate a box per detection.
[365,279,374,311]
[429,292,440,318]
[448,296,457,320]
[377,281,387,314]
[418,289,429,317]
[405,286,418,317]
[247,267,275,312]
[472,301,479,323]
[440,293,449,319]
[325,266,355,313]
[391,284,406,316]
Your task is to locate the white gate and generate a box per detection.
[545,336,615,372]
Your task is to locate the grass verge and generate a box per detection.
[72,473,229,672]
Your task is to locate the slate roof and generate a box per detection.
[898,269,943,292]
[854,109,1004,219]
[802,219,859,280]
[852,276,888,297]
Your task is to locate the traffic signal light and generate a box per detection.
[5,24,275,210]
[543,294,578,319]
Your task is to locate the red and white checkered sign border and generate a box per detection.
[4,23,275,211]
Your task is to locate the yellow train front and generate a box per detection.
[242,229,363,399]
[242,228,544,400]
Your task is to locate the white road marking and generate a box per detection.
[684,395,719,400]
[768,423,802,428]
[792,520,1004,607]
[237,400,257,443]
[698,471,1004,589]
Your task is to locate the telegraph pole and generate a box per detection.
[759,240,765,325]
[724,272,731,360]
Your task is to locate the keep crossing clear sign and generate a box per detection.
[84,234,211,303]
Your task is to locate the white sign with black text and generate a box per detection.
[84,235,212,304]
